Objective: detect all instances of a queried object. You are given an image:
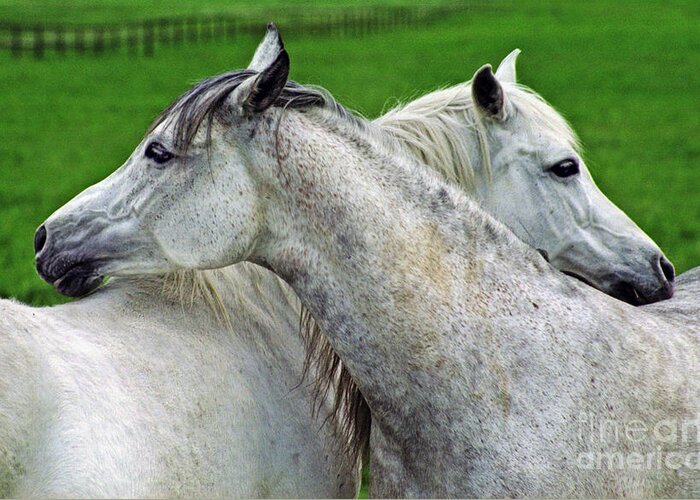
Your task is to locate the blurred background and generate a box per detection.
[0,0,698,307]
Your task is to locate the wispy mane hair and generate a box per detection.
[148,69,334,152]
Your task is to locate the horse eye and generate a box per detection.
[145,141,174,165]
[549,159,579,178]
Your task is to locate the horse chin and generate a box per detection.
[608,281,646,306]
[53,264,104,297]
[610,280,674,306]
[563,270,668,306]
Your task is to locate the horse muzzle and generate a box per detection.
[590,253,675,306]
[34,224,105,297]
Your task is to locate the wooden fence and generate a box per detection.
[0,3,482,59]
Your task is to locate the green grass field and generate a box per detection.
[3,1,698,306]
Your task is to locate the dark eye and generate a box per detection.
[145,141,174,165]
[549,158,579,178]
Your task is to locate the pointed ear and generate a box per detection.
[471,64,507,121]
[248,22,285,72]
[241,48,290,114]
[494,48,521,84]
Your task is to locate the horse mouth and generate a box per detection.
[37,258,104,297]
[55,265,104,297]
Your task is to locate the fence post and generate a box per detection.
[127,23,138,55]
[93,26,105,54]
[11,26,22,57]
[215,17,225,40]
[226,16,236,39]
[54,25,66,55]
[174,17,184,44]
[74,26,85,54]
[143,20,154,56]
[187,16,198,42]
[32,25,45,59]
[220,17,227,40]
[173,18,185,45]
[201,16,212,41]
[109,25,121,51]
[158,18,170,45]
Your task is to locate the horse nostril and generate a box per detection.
[34,225,47,254]
[658,255,675,284]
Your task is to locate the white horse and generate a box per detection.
[35,35,700,496]
[376,49,675,304]
[0,267,359,497]
[0,29,367,498]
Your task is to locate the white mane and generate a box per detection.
[115,266,297,333]
[375,81,581,191]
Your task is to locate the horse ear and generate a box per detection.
[241,46,290,114]
[471,64,507,121]
[248,22,284,72]
[494,48,521,84]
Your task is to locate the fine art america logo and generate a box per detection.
[577,413,700,471]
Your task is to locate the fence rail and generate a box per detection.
[0,3,484,59]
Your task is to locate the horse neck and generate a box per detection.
[374,84,490,194]
[259,107,549,424]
